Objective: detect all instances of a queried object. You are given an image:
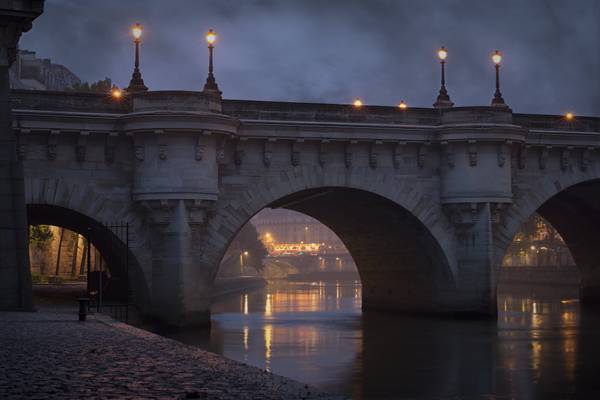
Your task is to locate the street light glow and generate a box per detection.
[206,29,217,45]
[398,100,407,109]
[243,251,249,256]
[492,50,502,65]
[131,23,143,41]
[565,112,574,121]
[110,87,123,99]
[438,46,448,61]
[353,97,363,107]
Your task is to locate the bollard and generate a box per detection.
[78,298,89,321]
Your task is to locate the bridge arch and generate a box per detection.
[497,173,600,301]
[204,167,459,313]
[23,178,151,310]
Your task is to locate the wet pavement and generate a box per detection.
[0,304,342,400]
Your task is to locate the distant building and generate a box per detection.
[251,208,357,272]
[502,214,575,267]
[9,50,80,91]
[252,208,346,250]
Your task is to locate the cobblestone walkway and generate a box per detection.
[0,308,343,399]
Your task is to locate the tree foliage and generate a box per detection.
[29,225,53,248]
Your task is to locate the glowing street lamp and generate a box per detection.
[240,250,249,275]
[398,100,407,110]
[203,28,222,96]
[353,97,363,107]
[565,112,575,121]
[126,23,148,92]
[433,46,454,108]
[132,24,142,41]
[491,50,508,108]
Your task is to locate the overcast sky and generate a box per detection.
[20,0,600,116]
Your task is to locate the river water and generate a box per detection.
[164,280,600,399]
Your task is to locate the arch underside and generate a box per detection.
[534,180,600,301]
[269,187,456,312]
[27,204,147,303]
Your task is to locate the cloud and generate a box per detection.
[20,0,599,115]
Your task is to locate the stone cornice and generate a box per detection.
[12,108,239,136]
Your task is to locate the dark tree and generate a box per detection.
[219,222,268,276]
[69,78,112,93]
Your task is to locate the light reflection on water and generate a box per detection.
[163,281,600,399]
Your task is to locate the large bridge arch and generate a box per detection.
[201,166,461,314]
[496,170,600,301]
[23,177,152,311]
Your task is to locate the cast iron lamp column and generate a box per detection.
[491,50,508,108]
[202,28,222,96]
[126,23,148,92]
[433,46,454,108]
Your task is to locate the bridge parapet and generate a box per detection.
[223,99,440,125]
[131,90,221,113]
[514,113,600,133]
[11,89,130,113]
[440,106,513,125]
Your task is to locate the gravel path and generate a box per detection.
[0,308,344,399]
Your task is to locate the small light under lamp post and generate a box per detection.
[491,50,508,108]
[126,23,148,92]
[433,46,454,108]
[110,86,123,100]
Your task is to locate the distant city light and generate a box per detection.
[353,97,363,107]
[398,100,407,109]
[565,112,574,121]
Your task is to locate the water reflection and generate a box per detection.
[161,281,600,399]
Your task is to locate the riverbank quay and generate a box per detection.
[0,307,344,400]
[212,276,267,298]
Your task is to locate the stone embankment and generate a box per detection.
[0,307,343,399]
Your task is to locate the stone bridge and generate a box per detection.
[11,89,600,327]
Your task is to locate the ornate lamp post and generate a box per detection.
[126,23,148,92]
[491,50,508,108]
[433,46,453,108]
[203,28,222,96]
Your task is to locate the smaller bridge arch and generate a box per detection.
[497,173,600,301]
[23,177,151,312]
